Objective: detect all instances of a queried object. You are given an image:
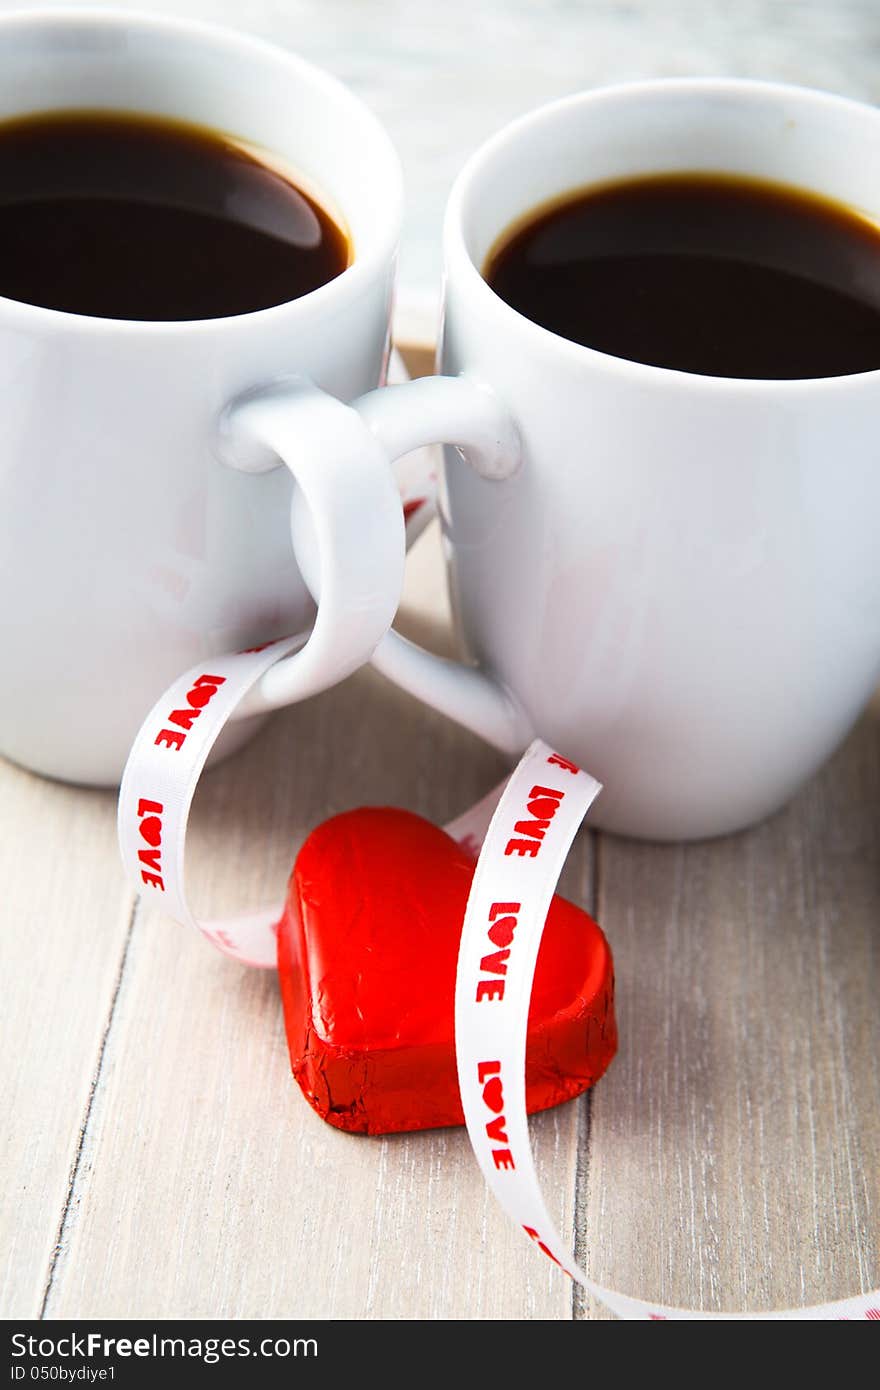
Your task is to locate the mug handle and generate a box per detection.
[221,374,532,749]
[358,376,533,754]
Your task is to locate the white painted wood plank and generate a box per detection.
[46,507,586,1318]
[10,331,876,1321]
[578,701,880,1317]
[0,762,133,1316]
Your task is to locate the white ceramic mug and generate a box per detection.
[369,80,880,840]
[0,9,513,786]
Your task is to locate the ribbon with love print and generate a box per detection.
[117,519,879,1320]
[453,741,880,1320]
[116,477,437,968]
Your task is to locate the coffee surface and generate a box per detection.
[485,173,880,378]
[0,111,349,320]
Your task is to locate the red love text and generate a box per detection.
[504,784,565,858]
[475,901,521,1003]
[476,1061,515,1171]
[523,1225,564,1268]
[136,797,165,891]
[547,752,579,775]
[154,673,226,751]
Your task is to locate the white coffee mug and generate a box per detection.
[368,80,880,839]
[0,9,512,786]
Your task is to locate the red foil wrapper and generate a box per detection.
[278,808,617,1134]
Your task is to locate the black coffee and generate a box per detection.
[0,111,350,320]
[485,173,880,379]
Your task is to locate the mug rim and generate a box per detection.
[444,75,880,395]
[0,6,403,336]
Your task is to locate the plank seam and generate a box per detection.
[38,896,139,1319]
[572,826,601,1320]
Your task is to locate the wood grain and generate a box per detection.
[3,335,878,1320]
[0,762,132,1317]
[43,530,590,1317]
[577,698,880,1316]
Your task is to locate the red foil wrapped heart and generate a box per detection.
[277,808,616,1134]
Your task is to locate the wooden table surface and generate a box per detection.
[2,343,878,1321]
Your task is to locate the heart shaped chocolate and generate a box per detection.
[277,808,616,1134]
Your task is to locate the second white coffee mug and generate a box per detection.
[368,80,880,839]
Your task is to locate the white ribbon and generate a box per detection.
[116,517,879,1319]
[452,739,880,1320]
